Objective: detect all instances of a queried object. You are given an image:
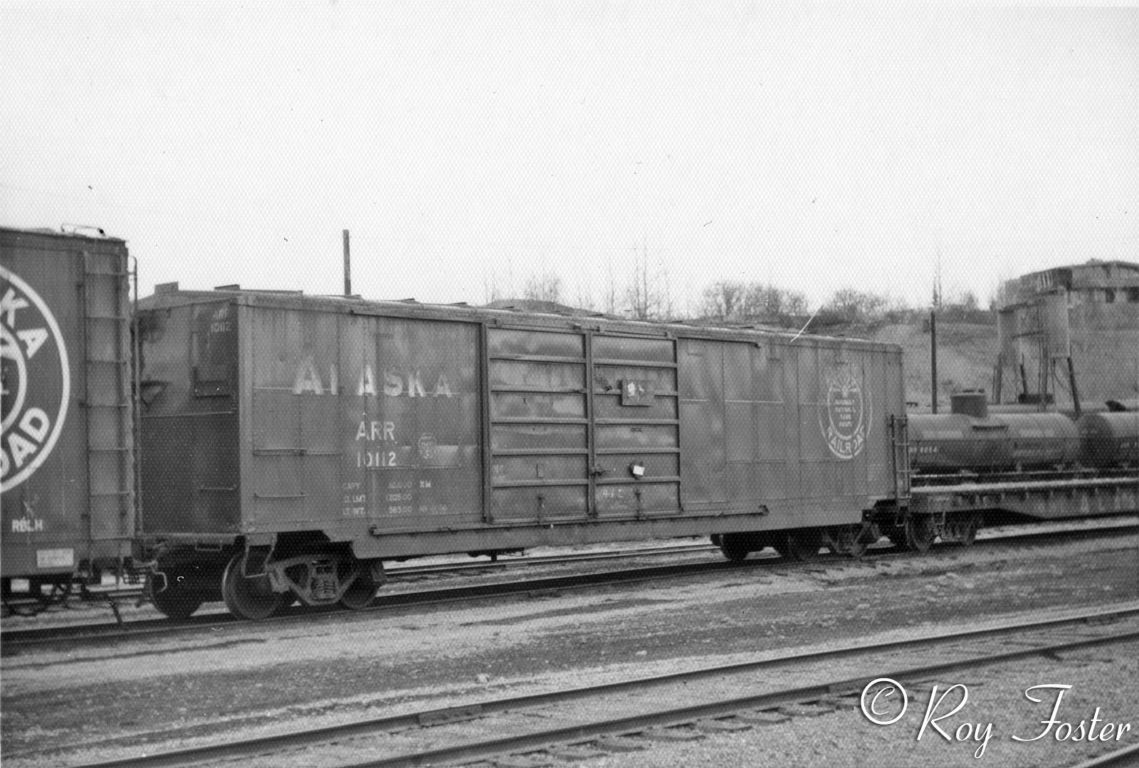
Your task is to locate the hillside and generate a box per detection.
[870,321,999,412]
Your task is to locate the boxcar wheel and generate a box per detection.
[718,539,750,562]
[825,526,868,558]
[339,565,377,611]
[147,571,204,620]
[222,551,283,621]
[776,531,823,562]
[273,592,299,615]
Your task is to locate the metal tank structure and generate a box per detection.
[0,227,135,592]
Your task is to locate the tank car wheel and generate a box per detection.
[776,531,823,562]
[946,514,979,547]
[147,570,205,620]
[961,515,979,547]
[222,551,283,621]
[904,516,936,554]
[339,565,378,611]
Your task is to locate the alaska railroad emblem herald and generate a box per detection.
[819,366,870,460]
[1,266,70,491]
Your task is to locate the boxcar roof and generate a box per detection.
[137,287,899,353]
[0,225,126,245]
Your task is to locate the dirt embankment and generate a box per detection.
[871,320,999,411]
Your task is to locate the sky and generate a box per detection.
[2,2,1137,314]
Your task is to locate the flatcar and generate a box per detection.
[133,285,909,619]
[0,227,135,602]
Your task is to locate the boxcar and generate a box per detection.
[1,227,135,596]
[135,286,907,619]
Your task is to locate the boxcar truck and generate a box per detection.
[135,287,909,620]
[1,227,135,607]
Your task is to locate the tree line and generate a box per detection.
[488,265,989,327]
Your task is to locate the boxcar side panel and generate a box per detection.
[139,290,905,560]
[796,340,895,516]
[1,229,133,576]
[678,338,727,510]
[487,327,590,523]
[244,306,483,535]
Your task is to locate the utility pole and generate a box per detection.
[342,229,352,296]
[930,310,938,414]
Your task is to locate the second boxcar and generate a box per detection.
[1,227,135,600]
[135,287,907,619]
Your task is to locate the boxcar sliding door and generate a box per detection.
[486,328,591,524]
[485,328,681,524]
[589,334,681,518]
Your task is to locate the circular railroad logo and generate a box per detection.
[818,365,870,460]
[1,266,70,492]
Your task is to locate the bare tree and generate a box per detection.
[824,287,890,323]
[701,280,747,319]
[622,243,674,321]
[483,269,502,303]
[573,281,596,313]
[522,272,562,304]
[603,256,619,315]
[700,280,808,323]
[625,248,652,320]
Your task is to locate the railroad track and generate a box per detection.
[3,521,1136,653]
[9,516,1135,621]
[0,541,718,619]
[45,603,1139,768]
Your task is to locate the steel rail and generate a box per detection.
[3,522,1136,650]
[57,604,1139,768]
[1067,743,1139,768]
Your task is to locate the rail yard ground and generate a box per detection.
[2,527,1136,767]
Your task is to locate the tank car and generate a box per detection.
[1076,412,1139,468]
[134,285,908,619]
[908,392,1079,474]
[1,227,135,603]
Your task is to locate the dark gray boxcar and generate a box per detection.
[136,288,906,619]
[1,227,135,585]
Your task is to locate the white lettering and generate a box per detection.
[383,370,403,396]
[20,407,50,442]
[293,357,324,395]
[407,370,426,398]
[918,684,970,743]
[0,288,29,327]
[1014,685,1074,742]
[434,373,453,397]
[7,432,37,468]
[358,364,376,396]
[17,327,48,359]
